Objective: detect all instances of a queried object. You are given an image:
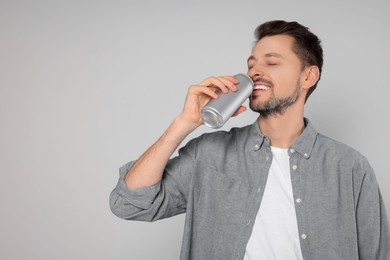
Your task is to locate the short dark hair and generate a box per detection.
[254,20,323,102]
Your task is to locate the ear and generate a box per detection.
[302,66,320,90]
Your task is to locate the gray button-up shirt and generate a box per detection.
[110,118,390,259]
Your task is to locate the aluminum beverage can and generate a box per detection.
[201,73,253,129]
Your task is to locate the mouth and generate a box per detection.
[252,81,272,96]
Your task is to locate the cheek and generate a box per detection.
[272,78,299,97]
[271,72,289,89]
[272,68,301,88]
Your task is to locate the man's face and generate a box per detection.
[247,35,306,118]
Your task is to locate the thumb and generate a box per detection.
[231,106,247,117]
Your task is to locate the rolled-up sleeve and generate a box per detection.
[110,161,162,215]
[355,159,390,259]
[109,137,200,222]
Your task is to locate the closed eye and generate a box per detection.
[247,63,255,69]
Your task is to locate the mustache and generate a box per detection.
[254,78,274,87]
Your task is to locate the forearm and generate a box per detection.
[125,75,239,190]
[125,115,198,190]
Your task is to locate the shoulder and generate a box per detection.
[315,133,372,173]
[181,123,255,158]
[200,124,254,143]
[199,123,255,150]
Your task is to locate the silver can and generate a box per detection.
[201,73,253,129]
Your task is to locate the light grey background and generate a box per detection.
[1,0,389,259]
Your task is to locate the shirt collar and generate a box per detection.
[250,118,268,149]
[291,118,317,159]
[250,117,318,159]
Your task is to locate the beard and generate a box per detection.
[249,80,301,119]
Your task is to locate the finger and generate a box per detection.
[217,76,239,92]
[198,76,232,94]
[189,85,219,99]
[220,75,240,84]
[212,76,240,92]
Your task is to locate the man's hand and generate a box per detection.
[179,76,246,127]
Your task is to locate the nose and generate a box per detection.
[247,67,264,81]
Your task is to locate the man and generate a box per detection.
[110,20,390,259]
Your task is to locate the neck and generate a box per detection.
[258,103,305,148]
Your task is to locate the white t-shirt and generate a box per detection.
[244,147,303,260]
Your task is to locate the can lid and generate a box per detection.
[201,108,223,129]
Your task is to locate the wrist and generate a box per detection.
[174,114,201,133]
[157,115,199,150]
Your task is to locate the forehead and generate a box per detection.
[249,34,296,60]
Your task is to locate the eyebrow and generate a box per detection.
[247,53,284,63]
[247,55,256,63]
[265,52,283,59]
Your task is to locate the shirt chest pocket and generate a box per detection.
[196,168,245,221]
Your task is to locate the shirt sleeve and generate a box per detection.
[355,158,390,259]
[109,136,200,222]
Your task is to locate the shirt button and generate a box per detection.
[296,198,302,203]
[289,148,295,153]
[254,144,260,150]
[304,153,309,158]
[247,218,251,225]
[292,165,298,170]
[266,156,270,161]
[257,187,261,193]
[301,234,307,240]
